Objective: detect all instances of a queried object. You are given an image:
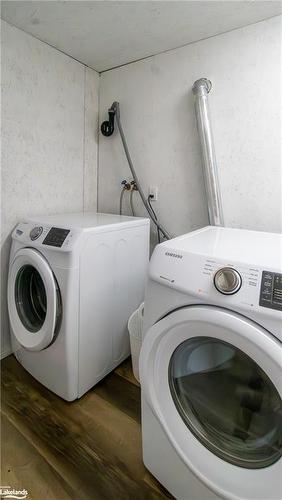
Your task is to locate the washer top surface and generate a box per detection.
[161,226,282,269]
[12,212,149,258]
[28,211,149,231]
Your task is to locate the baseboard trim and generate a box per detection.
[1,346,12,359]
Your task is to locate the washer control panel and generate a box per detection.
[12,222,78,251]
[259,271,282,311]
[214,267,242,295]
[42,227,70,248]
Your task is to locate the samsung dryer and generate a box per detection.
[140,226,282,500]
[8,212,149,401]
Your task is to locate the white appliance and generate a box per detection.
[140,226,282,500]
[8,212,149,401]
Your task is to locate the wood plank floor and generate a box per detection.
[1,355,173,500]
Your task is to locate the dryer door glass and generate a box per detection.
[169,337,282,469]
[15,265,47,332]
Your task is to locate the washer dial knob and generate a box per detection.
[214,267,242,295]
[30,226,43,241]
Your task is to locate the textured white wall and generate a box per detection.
[1,21,99,357]
[98,17,282,243]
[1,16,281,358]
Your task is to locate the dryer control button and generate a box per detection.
[214,267,242,295]
[30,226,43,241]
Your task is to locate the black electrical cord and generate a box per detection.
[148,195,161,243]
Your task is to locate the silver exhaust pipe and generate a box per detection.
[193,78,224,227]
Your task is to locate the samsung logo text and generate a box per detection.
[165,252,183,259]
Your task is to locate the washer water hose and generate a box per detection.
[101,102,171,240]
[119,187,125,215]
[129,189,135,216]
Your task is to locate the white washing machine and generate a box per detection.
[8,212,149,401]
[140,226,282,500]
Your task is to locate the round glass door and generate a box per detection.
[8,248,62,351]
[15,265,47,332]
[169,337,282,469]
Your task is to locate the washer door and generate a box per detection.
[8,248,62,351]
[140,306,282,500]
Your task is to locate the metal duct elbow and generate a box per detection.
[193,78,224,227]
[192,78,212,97]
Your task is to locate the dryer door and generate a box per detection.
[8,248,62,351]
[140,306,282,500]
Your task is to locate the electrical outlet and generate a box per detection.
[149,186,158,201]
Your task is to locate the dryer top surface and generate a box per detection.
[161,226,282,269]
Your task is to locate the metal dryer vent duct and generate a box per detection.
[193,78,224,227]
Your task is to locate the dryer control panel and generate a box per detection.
[259,271,282,311]
[149,243,282,321]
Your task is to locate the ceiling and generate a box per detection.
[2,1,281,72]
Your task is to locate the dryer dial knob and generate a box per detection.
[214,267,242,295]
[30,226,43,241]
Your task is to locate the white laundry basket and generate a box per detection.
[128,302,144,382]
